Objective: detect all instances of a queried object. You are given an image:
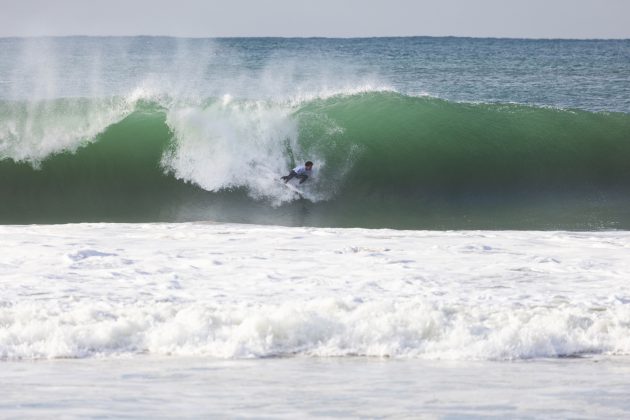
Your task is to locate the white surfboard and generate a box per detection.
[283,181,304,196]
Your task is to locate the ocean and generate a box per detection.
[1,36,630,417]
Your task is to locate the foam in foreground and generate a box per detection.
[1,223,629,360]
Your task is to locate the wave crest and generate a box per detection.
[3,296,629,360]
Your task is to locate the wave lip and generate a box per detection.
[0,97,137,164]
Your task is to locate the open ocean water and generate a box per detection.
[1,36,630,417]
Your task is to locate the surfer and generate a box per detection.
[281,161,313,184]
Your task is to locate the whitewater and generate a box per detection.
[2,222,630,416]
[2,36,630,417]
[3,223,630,360]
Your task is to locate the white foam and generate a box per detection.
[0,97,137,164]
[161,98,334,204]
[1,224,629,360]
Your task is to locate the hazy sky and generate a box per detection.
[1,0,629,39]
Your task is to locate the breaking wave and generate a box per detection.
[1,90,630,229]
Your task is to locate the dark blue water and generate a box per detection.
[1,37,629,111]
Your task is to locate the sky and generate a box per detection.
[1,0,629,39]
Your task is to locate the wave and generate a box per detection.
[3,296,629,360]
[1,91,630,228]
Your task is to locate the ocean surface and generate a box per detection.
[1,36,629,229]
[1,36,630,417]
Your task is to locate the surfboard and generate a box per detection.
[283,181,304,196]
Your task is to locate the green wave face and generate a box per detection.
[1,93,630,229]
[297,93,630,228]
[0,109,194,223]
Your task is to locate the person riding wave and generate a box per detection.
[281,161,313,184]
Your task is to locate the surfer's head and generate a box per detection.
[305,161,313,170]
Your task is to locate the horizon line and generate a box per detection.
[1,34,629,42]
